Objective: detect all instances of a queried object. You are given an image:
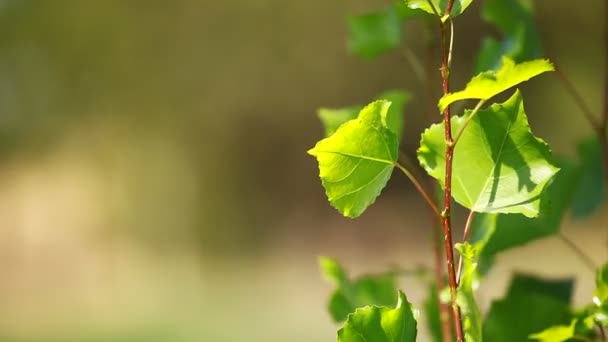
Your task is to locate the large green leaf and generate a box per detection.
[318,90,411,138]
[347,7,402,60]
[472,160,578,256]
[419,91,559,217]
[309,100,398,218]
[483,274,573,341]
[404,0,474,17]
[337,291,418,342]
[455,243,484,342]
[571,137,606,218]
[475,0,543,72]
[439,57,553,111]
[319,257,398,323]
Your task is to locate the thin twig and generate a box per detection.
[456,210,476,285]
[401,48,426,86]
[557,232,597,273]
[437,0,465,339]
[424,22,453,342]
[553,65,601,129]
[598,321,607,342]
[395,160,442,217]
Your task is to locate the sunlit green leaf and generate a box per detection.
[571,137,606,218]
[337,291,418,342]
[439,57,553,111]
[528,320,576,342]
[419,91,559,217]
[348,7,402,59]
[309,101,398,218]
[404,0,474,17]
[318,90,411,138]
[484,274,573,341]
[472,160,578,256]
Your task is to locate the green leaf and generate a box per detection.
[571,137,606,218]
[404,0,474,17]
[475,0,543,73]
[528,320,576,342]
[455,242,483,342]
[347,7,402,60]
[309,101,398,218]
[419,91,559,217]
[317,90,411,139]
[507,274,574,304]
[337,291,418,342]
[473,160,579,256]
[320,256,348,285]
[483,275,573,342]
[319,257,399,322]
[438,57,553,111]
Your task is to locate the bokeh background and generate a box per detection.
[0,0,605,341]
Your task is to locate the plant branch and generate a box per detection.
[437,1,464,339]
[553,65,601,129]
[602,0,608,180]
[452,100,486,146]
[401,47,426,86]
[557,232,597,273]
[395,160,441,217]
[423,23,453,342]
[598,321,607,342]
[456,210,476,285]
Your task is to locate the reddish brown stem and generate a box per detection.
[425,24,453,342]
[602,0,608,177]
[437,1,465,340]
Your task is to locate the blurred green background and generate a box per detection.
[0,0,605,341]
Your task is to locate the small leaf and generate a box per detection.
[309,101,398,218]
[404,0,474,17]
[419,91,559,217]
[571,137,606,218]
[472,159,578,256]
[318,90,411,139]
[438,57,553,111]
[455,242,483,342]
[320,256,348,285]
[528,320,576,342]
[348,7,402,60]
[337,291,418,342]
[319,257,399,322]
[483,275,573,341]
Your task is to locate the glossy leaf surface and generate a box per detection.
[309,101,398,218]
[439,57,553,111]
[337,291,418,342]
